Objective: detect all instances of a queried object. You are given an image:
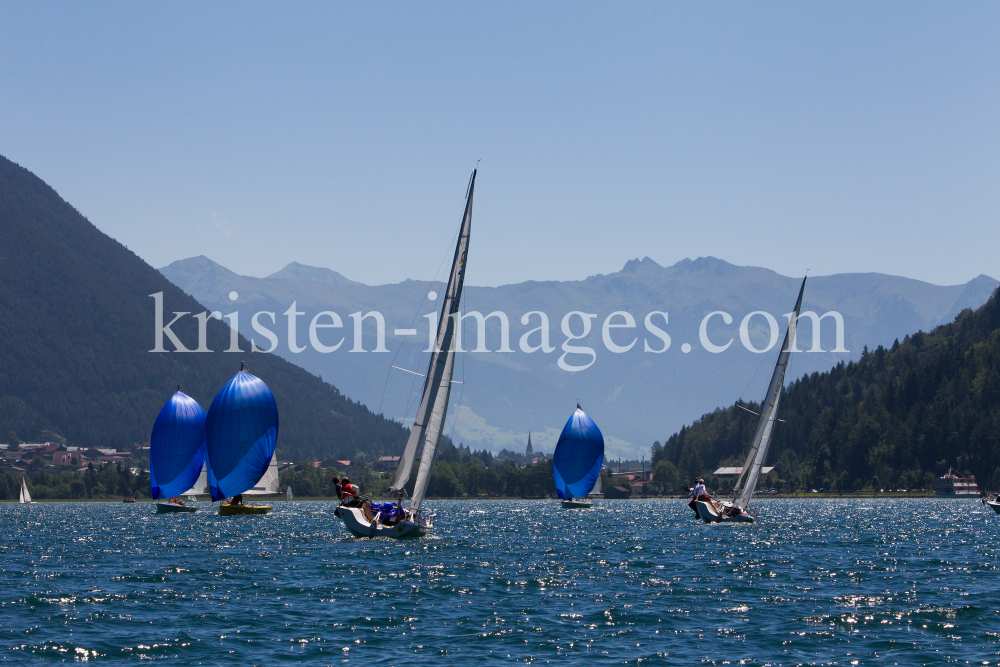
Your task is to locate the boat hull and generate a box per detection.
[334,506,430,538]
[987,500,1000,515]
[695,500,754,523]
[219,504,273,516]
[156,502,198,513]
[561,500,593,509]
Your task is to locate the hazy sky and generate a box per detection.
[2,2,998,287]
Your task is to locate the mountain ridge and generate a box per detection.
[161,254,997,459]
[0,155,409,462]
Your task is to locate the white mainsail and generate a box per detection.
[245,456,279,495]
[20,476,31,504]
[390,170,476,511]
[732,277,806,511]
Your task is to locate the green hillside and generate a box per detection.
[653,287,1000,492]
[0,155,409,461]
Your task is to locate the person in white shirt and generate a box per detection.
[687,478,718,515]
[686,479,700,515]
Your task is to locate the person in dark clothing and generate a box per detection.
[332,476,342,500]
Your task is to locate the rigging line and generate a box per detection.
[734,403,785,423]
[738,341,780,402]
[365,204,464,453]
[391,365,464,383]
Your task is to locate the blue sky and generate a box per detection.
[2,2,998,287]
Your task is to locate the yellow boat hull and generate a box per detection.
[219,504,273,516]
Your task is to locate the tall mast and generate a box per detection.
[390,170,476,508]
[733,276,806,509]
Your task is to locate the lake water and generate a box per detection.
[1,498,998,664]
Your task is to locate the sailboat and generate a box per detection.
[19,476,33,504]
[335,169,477,538]
[150,388,206,513]
[286,485,293,501]
[206,363,280,516]
[554,404,605,509]
[695,277,806,523]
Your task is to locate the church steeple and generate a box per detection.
[525,431,533,457]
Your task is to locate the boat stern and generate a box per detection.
[334,505,431,538]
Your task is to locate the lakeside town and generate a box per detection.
[4,428,973,502]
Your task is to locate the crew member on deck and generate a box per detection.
[686,481,699,516]
[341,477,359,504]
[332,476,342,500]
[693,478,719,513]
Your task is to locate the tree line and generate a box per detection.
[1,463,150,501]
[278,443,562,499]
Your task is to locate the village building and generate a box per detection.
[375,456,401,473]
[712,466,779,485]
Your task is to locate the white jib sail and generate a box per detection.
[410,349,457,509]
[732,277,806,510]
[738,393,780,509]
[182,463,209,496]
[390,170,476,511]
[590,474,603,496]
[20,477,31,504]
[245,456,279,495]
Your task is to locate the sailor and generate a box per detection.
[686,481,700,516]
[693,478,710,502]
[341,477,359,504]
[331,475,342,500]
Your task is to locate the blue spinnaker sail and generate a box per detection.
[205,370,279,501]
[150,390,207,499]
[552,406,605,500]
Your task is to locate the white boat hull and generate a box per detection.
[334,505,431,538]
[987,500,1000,515]
[695,499,754,523]
[562,499,593,509]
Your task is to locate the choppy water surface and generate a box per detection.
[2,498,999,664]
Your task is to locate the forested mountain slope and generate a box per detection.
[653,288,1000,492]
[0,155,408,461]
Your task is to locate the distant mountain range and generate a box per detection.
[161,255,998,459]
[0,155,408,462]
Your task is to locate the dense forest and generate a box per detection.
[0,154,408,462]
[652,287,1000,493]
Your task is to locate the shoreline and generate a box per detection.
[4,492,970,503]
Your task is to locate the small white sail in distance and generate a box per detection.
[20,476,32,504]
[286,485,293,501]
